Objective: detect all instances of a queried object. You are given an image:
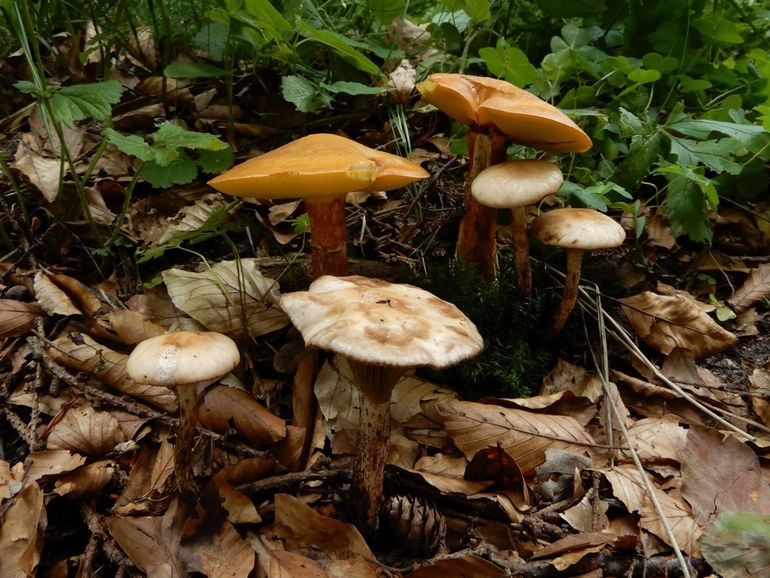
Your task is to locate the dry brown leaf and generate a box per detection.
[626,417,688,464]
[0,299,45,337]
[23,450,86,482]
[47,332,177,412]
[387,59,417,104]
[198,385,286,447]
[103,309,167,344]
[156,193,236,245]
[53,460,116,499]
[108,502,185,578]
[561,492,610,533]
[0,460,22,503]
[0,483,44,578]
[182,520,255,578]
[620,291,737,358]
[12,133,63,202]
[44,272,103,317]
[405,555,505,577]
[162,258,289,338]
[46,402,128,455]
[681,426,770,522]
[250,534,330,578]
[114,434,174,515]
[603,464,701,555]
[437,400,595,475]
[729,264,770,312]
[530,532,614,570]
[540,359,604,402]
[33,271,81,316]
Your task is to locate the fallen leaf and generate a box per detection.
[0,483,44,578]
[729,264,770,313]
[156,193,236,245]
[198,385,286,447]
[182,520,255,578]
[53,460,116,499]
[12,133,63,202]
[250,534,330,578]
[620,291,737,358]
[114,434,174,515]
[405,555,505,577]
[103,309,167,344]
[162,258,289,338]
[24,450,87,482]
[33,271,81,316]
[46,402,128,455]
[437,400,595,475]
[0,299,45,338]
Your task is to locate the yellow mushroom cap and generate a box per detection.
[207,133,428,201]
[416,73,592,153]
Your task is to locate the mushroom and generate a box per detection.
[207,133,428,278]
[471,160,563,295]
[531,208,625,335]
[416,73,591,277]
[279,275,483,533]
[126,331,240,499]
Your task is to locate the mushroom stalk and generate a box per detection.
[510,206,532,296]
[347,359,407,534]
[174,382,203,500]
[455,128,508,278]
[305,197,348,278]
[551,248,583,336]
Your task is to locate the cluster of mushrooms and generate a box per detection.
[125,73,625,537]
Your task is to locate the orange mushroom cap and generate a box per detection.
[416,73,592,153]
[208,133,428,201]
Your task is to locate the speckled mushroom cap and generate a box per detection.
[471,160,564,209]
[207,133,428,201]
[279,275,483,369]
[126,331,240,386]
[532,208,625,250]
[415,73,592,153]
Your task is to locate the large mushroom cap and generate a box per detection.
[127,331,240,386]
[532,208,626,250]
[279,275,483,369]
[207,133,428,200]
[471,160,564,208]
[416,73,592,153]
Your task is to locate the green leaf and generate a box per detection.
[164,61,228,78]
[663,173,712,243]
[668,136,744,174]
[152,122,229,151]
[243,0,293,36]
[103,128,155,162]
[693,16,744,47]
[281,75,330,113]
[479,40,538,87]
[627,68,661,84]
[49,80,123,127]
[13,80,40,96]
[534,0,606,17]
[300,22,381,76]
[700,512,770,577]
[612,131,663,190]
[196,148,234,174]
[642,52,678,73]
[464,0,490,22]
[141,156,199,188]
[322,81,386,96]
[666,118,765,147]
[366,0,407,24]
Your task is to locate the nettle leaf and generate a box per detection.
[152,122,228,151]
[103,129,155,162]
[668,136,744,174]
[142,156,199,188]
[663,173,712,243]
[49,80,123,127]
[480,40,538,87]
[281,75,331,112]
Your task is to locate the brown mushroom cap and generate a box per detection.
[279,275,483,369]
[126,331,240,386]
[416,73,592,153]
[207,133,428,201]
[471,160,564,208]
[532,208,626,250]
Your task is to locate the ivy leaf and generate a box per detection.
[49,80,123,127]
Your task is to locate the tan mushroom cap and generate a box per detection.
[126,331,240,386]
[532,208,626,250]
[471,160,564,208]
[207,133,428,201]
[416,73,592,153]
[279,275,483,369]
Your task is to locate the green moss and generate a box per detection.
[410,254,555,400]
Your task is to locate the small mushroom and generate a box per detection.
[471,160,563,295]
[126,331,240,499]
[208,133,428,278]
[532,208,625,335]
[416,73,591,277]
[279,275,483,534]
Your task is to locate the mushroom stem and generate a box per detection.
[510,206,532,296]
[305,197,348,278]
[455,128,508,278]
[347,359,406,534]
[174,382,202,500]
[551,248,584,336]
